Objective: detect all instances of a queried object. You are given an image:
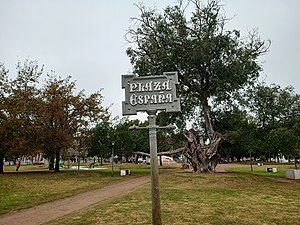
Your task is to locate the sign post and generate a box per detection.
[147,110,161,225]
[122,72,180,225]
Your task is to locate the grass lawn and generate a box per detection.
[228,164,296,178]
[2,163,300,225]
[45,170,300,225]
[0,163,151,215]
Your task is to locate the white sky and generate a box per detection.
[0,0,299,119]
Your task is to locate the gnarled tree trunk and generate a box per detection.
[183,129,222,173]
[181,98,223,173]
[132,98,223,173]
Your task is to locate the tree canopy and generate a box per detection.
[0,61,109,173]
[126,0,270,172]
[126,0,270,122]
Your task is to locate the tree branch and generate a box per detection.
[133,147,186,158]
[158,147,185,156]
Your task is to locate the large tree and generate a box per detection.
[8,61,43,159]
[0,63,11,172]
[126,0,270,172]
[40,76,108,172]
[38,74,108,172]
[0,61,109,173]
[0,61,42,172]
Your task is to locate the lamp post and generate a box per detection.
[111,142,115,177]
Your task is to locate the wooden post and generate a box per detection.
[148,110,162,225]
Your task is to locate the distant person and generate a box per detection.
[16,161,21,171]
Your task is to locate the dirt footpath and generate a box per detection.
[216,163,250,172]
[0,175,150,225]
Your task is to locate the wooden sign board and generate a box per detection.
[122,72,181,115]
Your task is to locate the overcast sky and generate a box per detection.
[0,0,299,119]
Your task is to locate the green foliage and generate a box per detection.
[248,84,299,128]
[215,83,300,162]
[267,128,298,159]
[215,108,255,160]
[87,121,114,162]
[126,0,269,121]
[114,119,149,160]
[246,83,300,160]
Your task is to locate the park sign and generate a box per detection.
[122,72,181,115]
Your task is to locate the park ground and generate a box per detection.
[0,163,299,225]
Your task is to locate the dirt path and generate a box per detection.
[216,163,250,172]
[170,163,250,172]
[0,175,150,225]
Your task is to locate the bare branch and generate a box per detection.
[133,151,151,157]
[158,147,185,156]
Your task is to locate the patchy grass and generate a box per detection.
[4,164,50,172]
[0,163,151,215]
[228,164,295,178]
[46,171,300,225]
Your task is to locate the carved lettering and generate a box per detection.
[129,93,173,106]
[158,93,165,103]
[130,94,137,106]
[161,80,171,90]
[144,81,153,91]
[129,80,172,93]
[153,82,161,91]
[165,93,172,102]
[150,95,157,104]
[129,83,137,92]
[137,95,144,104]
[144,95,150,104]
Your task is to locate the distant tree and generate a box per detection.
[126,0,270,172]
[247,83,300,161]
[87,120,114,165]
[267,128,298,162]
[214,107,254,161]
[291,113,300,166]
[155,111,183,165]
[280,93,300,164]
[114,119,149,162]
